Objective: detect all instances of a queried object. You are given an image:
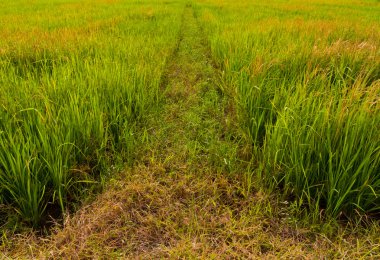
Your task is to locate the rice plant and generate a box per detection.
[0,0,183,226]
[195,0,380,219]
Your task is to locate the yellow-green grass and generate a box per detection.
[195,0,380,219]
[0,0,183,227]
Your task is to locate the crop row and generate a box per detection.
[195,0,380,219]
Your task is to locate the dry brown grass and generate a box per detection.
[2,2,380,259]
[3,162,379,258]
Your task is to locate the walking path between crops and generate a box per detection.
[6,4,372,259]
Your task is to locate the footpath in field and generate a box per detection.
[32,6,258,258]
[6,5,368,259]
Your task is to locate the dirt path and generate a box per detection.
[4,5,352,259]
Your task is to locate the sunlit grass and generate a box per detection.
[195,0,380,219]
[0,0,183,227]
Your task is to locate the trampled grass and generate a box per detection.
[1,0,380,258]
[0,0,183,227]
[195,0,380,219]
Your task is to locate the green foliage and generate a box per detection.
[0,0,183,226]
[195,0,380,219]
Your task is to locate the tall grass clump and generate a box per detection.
[195,0,380,219]
[262,78,380,218]
[0,0,183,227]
